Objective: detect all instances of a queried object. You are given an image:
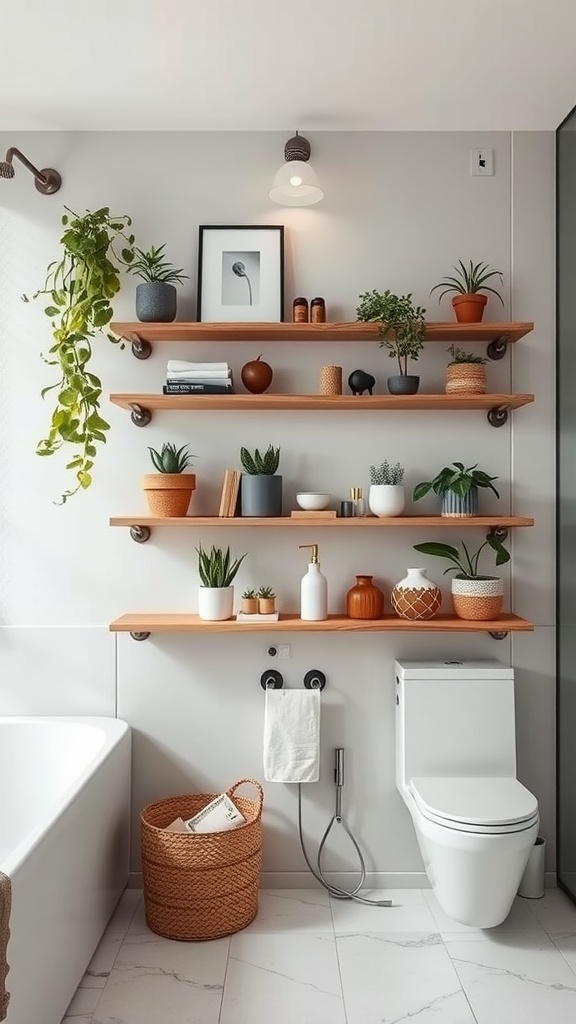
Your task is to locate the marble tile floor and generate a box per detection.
[60,886,576,1024]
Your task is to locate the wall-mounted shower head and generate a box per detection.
[0,147,61,194]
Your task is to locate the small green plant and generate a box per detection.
[413,462,499,503]
[413,534,510,579]
[356,290,426,376]
[127,244,188,285]
[431,260,504,304]
[257,585,276,599]
[240,445,281,475]
[447,345,487,365]
[370,461,405,486]
[196,545,247,588]
[148,443,195,473]
[242,588,257,599]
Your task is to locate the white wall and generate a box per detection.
[0,130,555,881]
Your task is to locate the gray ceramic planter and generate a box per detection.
[442,487,479,517]
[387,375,420,395]
[241,475,283,517]
[136,282,178,322]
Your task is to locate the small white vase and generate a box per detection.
[391,567,442,620]
[198,586,234,621]
[368,484,405,518]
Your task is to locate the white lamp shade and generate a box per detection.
[269,159,324,207]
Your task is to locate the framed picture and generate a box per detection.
[197,225,284,322]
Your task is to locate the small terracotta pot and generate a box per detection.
[241,598,258,615]
[445,363,487,395]
[258,597,276,615]
[452,293,488,324]
[142,473,196,518]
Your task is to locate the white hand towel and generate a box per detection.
[167,360,229,374]
[263,689,320,783]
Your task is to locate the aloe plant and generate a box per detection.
[257,585,276,599]
[413,534,510,579]
[196,545,247,588]
[240,445,281,475]
[431,260,504,304]
[148,443,195,473]
[242,588,257,600]
[127,244,188,285]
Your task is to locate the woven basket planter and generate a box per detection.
[451,575,504,620]
[142,473,196,517]
[141,779,263,941]
[445,363,487,395]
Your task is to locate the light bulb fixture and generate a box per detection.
[269,132,323,207]
[0,147,62,195]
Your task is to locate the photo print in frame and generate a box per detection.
[197,225,284,322]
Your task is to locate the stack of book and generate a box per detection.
[164,360,234,395]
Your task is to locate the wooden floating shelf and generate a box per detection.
[110,515,534,530]
[111,321,533,345]
[109,392,534,414]
[109,612,533,635]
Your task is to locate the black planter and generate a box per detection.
[136,282,178,323]
[387,374,420,396]
[241,475,283,517]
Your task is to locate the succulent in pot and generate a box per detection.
[240,445,282,517]
[445,345,488,395]
[127,243,188,323]
[196,544,247,621]
[413,533,510,620]
[143,442,197,517]
[356,289,426,395]
[413,461,499,518]
[430,259,504,324]
[241,589,259,614]
[257,586,277,615]
[368,460,405,517]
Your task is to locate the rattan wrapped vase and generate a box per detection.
[451,575,504,620]
[445,363,487,395]
[141,778,263,941]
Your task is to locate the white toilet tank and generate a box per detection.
[395,659,517,794]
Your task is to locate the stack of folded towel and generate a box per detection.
[163,360,234,394]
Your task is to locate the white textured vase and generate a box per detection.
[198,586,234,621]
[391,567,442,620]
[368,484,405,518]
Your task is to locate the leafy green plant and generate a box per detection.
[24,206,135,503]
[356,290,426,376]
[240,445,281,475]
[447,345,487,365]
[413,462,499,503]
[148,442,195,473]
[413,534,510,579]
[430,260,504,304]
[196,545,247,588]
[257,585,276,599]
[126,243,188,285]
[242,588,257,599]
[370,461,405,486]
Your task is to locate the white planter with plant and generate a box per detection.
[368,461,405,517]
[430,259,504,324]
[413,461,499,518]
[196,545,247,621]
[128,243,188,323]
[445,345,487,395]
[143,443,196,517]
[356,289,426,395]
[413,534,510,621]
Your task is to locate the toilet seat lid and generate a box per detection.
[410,777,538,827]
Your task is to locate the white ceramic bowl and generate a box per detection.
[296,492,331,511]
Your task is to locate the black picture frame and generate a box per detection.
[197,224,284,322]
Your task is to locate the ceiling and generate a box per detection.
[2,0,576,132]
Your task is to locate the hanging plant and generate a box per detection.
[24,206,135,503]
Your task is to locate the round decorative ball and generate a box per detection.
[241,355,273,394]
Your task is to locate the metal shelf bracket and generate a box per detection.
[129,333,152,360]
[489,630,508,640]
[130,631,150,642]
[487,405,509,428]
[129,403,152,427]
[130,525,151,544]
[486,336,510,361]
[488,526,508,543]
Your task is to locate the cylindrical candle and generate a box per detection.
[319,365,342,395]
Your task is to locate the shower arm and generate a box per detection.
[4,148,62,194]
[6,148,48,183]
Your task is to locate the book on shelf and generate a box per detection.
[167,360,229,374]
[166,376,233,386]
[227,470,241,517]
[163,383,235,395]
[236,611,280,622]
[167,370,232,380]
[218,469,241,517]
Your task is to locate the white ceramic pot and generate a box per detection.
[368,484,405,518]
[198,586,234,621]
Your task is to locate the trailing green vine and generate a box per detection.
[24,206,135,503]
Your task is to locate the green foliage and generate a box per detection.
[127,243,188,285]
[356,289,426,376]
[447,344,487,365]
[257,585,275,599]
[240,445,281,475]
[196,545,247,588]
[242,588,256,599]
[370,461,405,486]
[413,534,510,578]
[26,206,135,503]
[148,442,195,473]
[431,260,504,304]
[413,462,499,503]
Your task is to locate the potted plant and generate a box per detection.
[356,289,426,395]
[430,259,504,324]
[240,445,282,517]
[241,589,258,614]
[127,243,188,323]
[413,461,499,518]
[26,205,135,503]
[368,461,406,517]
[143,443,197,517]
[413,533,510,620]
[445,345,487,395]
[257,586,276,614]
[196,544,247,621]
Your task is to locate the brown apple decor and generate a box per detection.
[241,354,273,394]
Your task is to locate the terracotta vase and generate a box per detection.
[346,575,384,619]
[391,567,442,620]
[452,293,488,324]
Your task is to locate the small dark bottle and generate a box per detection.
[293,297,309,323]
[311,297,326,323]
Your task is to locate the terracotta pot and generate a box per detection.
[451,575,504,620]
[142,473,196,517]
[346,575,384,619]
[445,363,487,395]
[241,598,259,615]
[258,597,276,615]
[452,293,488,324]
[391,567,442,620]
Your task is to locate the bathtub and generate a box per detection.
[0,716,131,1024]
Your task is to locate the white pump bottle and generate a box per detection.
[299,543,328,621]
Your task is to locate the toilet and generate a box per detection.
[395,658,539,928]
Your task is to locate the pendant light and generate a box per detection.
[269,132,324,207]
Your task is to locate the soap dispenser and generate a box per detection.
[299,543,328,621]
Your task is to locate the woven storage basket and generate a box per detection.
[141,778,263,941]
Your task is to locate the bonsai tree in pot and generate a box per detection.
[356,289,426,395]
[196,544,247,621]
[413,461,499,518]
[127,243,188,323]
[445,345,487,395]
[240,445,282,517]
[368,460,406,517]
[413,533,510,620]
[144,443,196,517]
[430,259,504,324]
